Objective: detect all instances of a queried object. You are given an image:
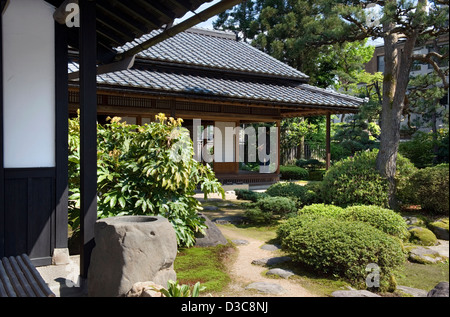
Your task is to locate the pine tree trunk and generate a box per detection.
[376,5,423,209]
[376,28,401,209]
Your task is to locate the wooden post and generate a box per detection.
[79,0,97,279]
[54,21,69,252]
[276,120,281,174]
[326,113,331,170]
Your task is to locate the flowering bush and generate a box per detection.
[68,113,224,247]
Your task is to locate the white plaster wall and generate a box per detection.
[3,0,56,168]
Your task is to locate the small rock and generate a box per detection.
[429,219,449,241]
[220,203,237,208]
[408,227,438,246]
[266,268,294,279]
[409,246,447,264]
[126,282,165,297]
[427,282,449,297]
[245,282,286,295]
[331,290,381,297]
[232,239,249,245]
[397,285,428,297]
[195,213,228,247]
[251,256,292,267]
[260,244,281,251]
[403,216,425,227]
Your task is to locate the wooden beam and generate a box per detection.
[79,0,97,280]
[115,0,245,61]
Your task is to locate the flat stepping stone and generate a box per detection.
[232,239,249,245]
[245,282,286,295]
[202,206,219,211]
[266,268,294,279]
[397,285,428,297]
[213,216,245,225]
[332,290,381,297]
[260,244,281,251]
[251,256,292,267]
[409,246,448,264]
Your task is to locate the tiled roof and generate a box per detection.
[69,61,360,109]
[69,27,364,110]
[118,28,310,81]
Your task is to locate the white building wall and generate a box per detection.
[2,0,56,168]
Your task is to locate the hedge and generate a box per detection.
[280,215,405,291]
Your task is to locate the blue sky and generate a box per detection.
[175,0,221,29]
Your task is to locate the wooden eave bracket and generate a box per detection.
[68,55,136,81]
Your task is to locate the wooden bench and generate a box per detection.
[0,254,55,297]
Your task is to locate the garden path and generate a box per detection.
[217,226,318,297]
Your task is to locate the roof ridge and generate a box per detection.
[185,27,236,40]
[300,84,366,103]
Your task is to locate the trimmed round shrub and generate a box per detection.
[265,182,315,207]
[298,203,345,218]
[257,196,297,216]
[244,208,273,224]
[401,164,449,215]
[321,150,416,208]
[277,214,321,243]
[234,189,268,202]
[339,205,409,240]
[266,182,306,198]
[295,159,326,171]
[280,166,309,180]
[281,215,406,291]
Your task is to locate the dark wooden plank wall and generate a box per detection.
[3,169,56,266]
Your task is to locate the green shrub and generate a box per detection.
[401,164,449,215]
[281,215,405,291]
[298,204,345,218]
[257,197,297,216]
[308,170,326,181]
[302,182,324,204]
[321,150,416,208]
[277,214,323,243]
[68,114,224,248]
[295,159,326,171]
[339,205,409,240]
[244,208,274,224]
[266,181,319,208]
[234,189,268,202]
[266,182,306,198]
[399,130,450,168]
[280,166,309,180]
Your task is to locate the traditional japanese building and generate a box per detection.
[67,27,363,185]
[1,0,362,275]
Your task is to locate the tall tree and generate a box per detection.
[217,0,449,208]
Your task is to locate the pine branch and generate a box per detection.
[412,51,450,89]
